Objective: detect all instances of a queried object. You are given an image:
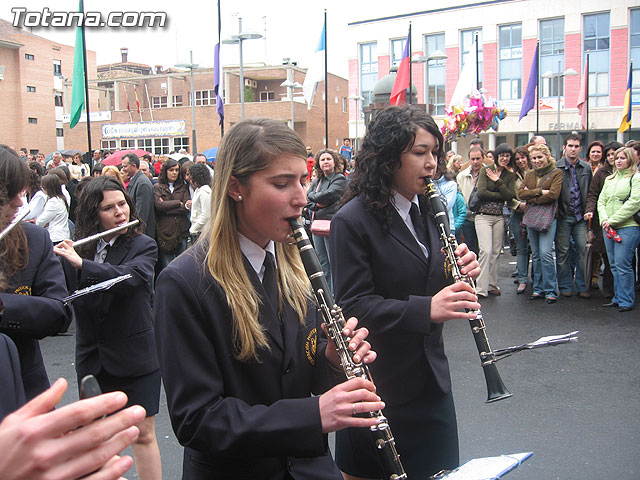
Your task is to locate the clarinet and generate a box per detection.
[289,219,407,480]
[423,179,512,403]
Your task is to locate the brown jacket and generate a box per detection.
[518,164,563,206]
[153,181,191,240]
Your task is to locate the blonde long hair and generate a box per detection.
[609,147,639,180]
[204,119,311,362]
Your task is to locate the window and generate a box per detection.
[138,138,153,151]
[172,95,183,107]
[190,90,216,106]
[153,138,169,155]
[120,139,136,149]
[27,85,36,92]
[631,9,640,104]
[173,137,189,152]
[584,12,610,107]
[25,53,34,60]
[260,91,275,102]
[28,117,37,124]
[515,133,529,146]
[498,24,522,100]
[540,18,565,98]
[151,95,168,108]
[101,140,117,151]
[425,33,446,115]
[54,93,63,106]
[56,128,64,137]
[461,29,483,89]
[342,97,347,113]
[390,37,406,67]
[53,60,62,76]
[359,42,377,108]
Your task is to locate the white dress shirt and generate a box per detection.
[391,190,429,260]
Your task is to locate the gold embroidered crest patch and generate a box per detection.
[14,285,31,296]
[305,328,317,365]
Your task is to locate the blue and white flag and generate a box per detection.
[303,21,326,108]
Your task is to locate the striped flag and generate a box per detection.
[390,29,411,106]
[303,21,326,108]
[134,86,141,114]
[619,62,632,133]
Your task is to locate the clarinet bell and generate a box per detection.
[484,363,512,403]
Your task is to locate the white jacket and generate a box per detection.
[36,196,70,242]
[189,185,211,235]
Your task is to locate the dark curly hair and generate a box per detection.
[188,163,211,189]
[341,106,444,227]
[0,145,29,278]
[74,176,143,259]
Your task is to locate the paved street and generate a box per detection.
[40,252,640,479]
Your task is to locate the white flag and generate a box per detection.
[449,38,478,107]
[303,22,326,109]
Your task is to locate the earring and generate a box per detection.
[237,195,243,201]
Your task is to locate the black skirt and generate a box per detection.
[80,368,161,417]
[335,370,459,479]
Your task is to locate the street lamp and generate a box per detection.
[175,51,199,154]
[222,17,262,120]
[348,90,364,151]
[542,61,578,157]
[412,49,447,114]
[280,79,303,130]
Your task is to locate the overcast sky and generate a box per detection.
[0,0,430,78]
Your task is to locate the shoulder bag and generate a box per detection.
[522,170,558,232]
[310,177,331,236]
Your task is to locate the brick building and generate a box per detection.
[0,19,98,154]
[347,0,640,157]
[63,47,349,157]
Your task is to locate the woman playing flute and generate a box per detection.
[53,176,162,480]
[154,118,383,479]
[329,106,480,479]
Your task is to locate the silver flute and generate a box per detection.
[72,220,139,247]
[289,219,407,480]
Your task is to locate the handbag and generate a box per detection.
[523,202,557,232]
[623,177,640,224]
[156,219,182,254]
[310,219,331,236]
[468,188,481,213]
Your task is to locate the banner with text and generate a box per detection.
[102,120,186,138]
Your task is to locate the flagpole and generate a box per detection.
[585,52,589,144]
[80,0,92,165]
[475,31,479,90]
[408,23,412,106]
[536,40,539,135]
[324,10,328,149]
[144,83,154,121]
[218,0,224,137]
[628,60,633,143]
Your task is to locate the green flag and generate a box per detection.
[69,0,85,129]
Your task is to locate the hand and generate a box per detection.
[430,281,481,323]
[454,242,480,280]
[185,200,192,209]
[318,377,384,433]
[324,316,376,367]
[53,239,83,269]
[485,168,500,182]
[601,220,610,230]
[0,378,145,480]
[516,202,526,213]
[583,212,593,221]
[541,189,550,195]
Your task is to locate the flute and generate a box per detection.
[423,179,511,403]
[289,219,407,480]
[0,208,30,242]
[72,220,139,247]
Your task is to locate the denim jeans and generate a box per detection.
[603,226,640,309]
[510,211,530,284]
[159,238,188,271]
[459,218,479,256]
[312,234,333,294]
[555,216,587,293]
[528,220,558,298]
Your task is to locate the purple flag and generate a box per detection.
[519,43,538,121]
[214,42,224,125]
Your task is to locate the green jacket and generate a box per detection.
[597,169,640,229]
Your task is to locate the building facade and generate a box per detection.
[0,19,98,154]
[62,48,349,157]
[347,0,639,156]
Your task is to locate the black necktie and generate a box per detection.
[262,252,278,311]
[101,244,111,263]
[409,203,430,258]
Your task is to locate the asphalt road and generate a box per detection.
[40,252,640,479]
